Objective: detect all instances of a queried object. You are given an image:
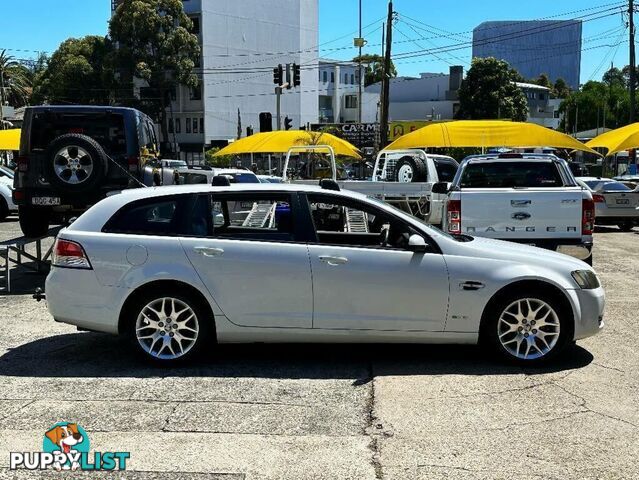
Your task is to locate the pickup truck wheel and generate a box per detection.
[483,291,572,366]
[395,156,427,183]
[125,289,212,365]
[45,134,108,193]
[18,205,51,238]
[617,221,635,232]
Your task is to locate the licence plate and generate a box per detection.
[616,199,630,205]
[31,196,61,206]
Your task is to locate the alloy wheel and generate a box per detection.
[54,146,94,184]
[497,298,560,360]
[135,297,200,360]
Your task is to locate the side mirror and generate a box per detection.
[407,234,429,253]
[431,182,451,195]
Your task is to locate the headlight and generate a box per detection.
[571,270,600,289]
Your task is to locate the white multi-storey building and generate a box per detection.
[112,0,319,160]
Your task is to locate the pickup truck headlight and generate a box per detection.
[571,270,600,289]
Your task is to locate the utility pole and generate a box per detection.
[379,1,393,147]
[630,0,636,124]
[357,0,363,124]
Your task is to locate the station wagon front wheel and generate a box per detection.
[483,291,572,365]
[126,289,211,365]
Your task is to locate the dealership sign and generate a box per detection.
[310,123,379,149]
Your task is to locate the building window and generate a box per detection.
[331,72,334,83]
[175,118,181,133]
[186,118,192,134]
[190,83,202,100]
[345,95,358,109]
[189,16,200,35]
[323,71,327,83]
[539,93,545,100]
[168,119,174,133]
[351,74,354,85]
[344,73,348,84]
[200,118,204,134]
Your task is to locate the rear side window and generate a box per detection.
[186,193,295,241]
[434,161,458,182]
[460,162,563,188]
[104,198,183,235]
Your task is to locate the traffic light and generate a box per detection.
[293,63,301,87]
[273,64,283,85]
[246,126,254,136]
[284,116,293,131]
[259,112,272,132]
[285,63,292,89]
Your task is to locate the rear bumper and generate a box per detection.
[505,238,593,260]
[45,267,122,334]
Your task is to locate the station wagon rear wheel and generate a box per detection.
[483,290,572,365]
[126,289,211,365]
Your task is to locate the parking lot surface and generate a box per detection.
[0,214,637,479]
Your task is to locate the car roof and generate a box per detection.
[577,177,615,182]
[462,155,557,164]
[26,105,144,116]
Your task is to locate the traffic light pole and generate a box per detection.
[276,86,282,130]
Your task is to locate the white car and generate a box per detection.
[45,183,604,366]
[576,177,639,231]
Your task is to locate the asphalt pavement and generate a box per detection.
[0,214,636,479]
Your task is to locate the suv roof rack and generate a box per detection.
[319,179,340,191]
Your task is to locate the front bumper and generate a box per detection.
[506,238,593,260]
[567,286,605,340]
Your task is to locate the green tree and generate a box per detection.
[0,50,32,108]
[352,54,397,87]
[602,67,625,88]
[552,78,571,99]
[456,57,528,121]
[534,73,552,89]
[31,36,114,105]
[110,0,200,152]
[559,81,630,133]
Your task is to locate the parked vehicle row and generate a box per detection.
[577,177,639,231]
[45,182,604,366]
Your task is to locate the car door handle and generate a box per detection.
[194,246,225,257]
[319,255,348,265]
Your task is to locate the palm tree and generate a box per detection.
[0,50,31,110]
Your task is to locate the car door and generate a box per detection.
[304,193,449,332]
[179,191,313,329]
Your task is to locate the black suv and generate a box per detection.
[13,106,159,237]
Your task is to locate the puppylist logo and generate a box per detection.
[10,422,130,472]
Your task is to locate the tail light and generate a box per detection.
[592,194,605,203]
[17,155,29,173]
[128,155,140,172]
[52,239,92,269]
[447,200,462,234]
[582,198,595,235]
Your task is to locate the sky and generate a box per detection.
[0,0,631,84]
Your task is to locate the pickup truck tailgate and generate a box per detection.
[460,188,583,239]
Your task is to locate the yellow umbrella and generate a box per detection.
[384,120,600,155]
[0,129,20,151]
[585,123,639,156]
[213,130,361,159]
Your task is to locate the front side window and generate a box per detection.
[434,160,459,182]
[188,193,296,241]
[104,198,182,236]
[307,194,414,250]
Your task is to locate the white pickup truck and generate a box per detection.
[283,146,459,225]
[436,153,595,264]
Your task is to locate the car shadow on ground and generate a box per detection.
[594,225,635,234]
[0,331,593,381]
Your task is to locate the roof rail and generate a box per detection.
[319,179,340,191]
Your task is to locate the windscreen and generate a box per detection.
[460,161,563,188]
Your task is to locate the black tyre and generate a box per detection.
[124,287,213,365]
[44,134,108,193]
[481,289,573,366]
[394,156,427,183]
[0,197,8,221]
[617,221,635,232]
[18,205,51,238]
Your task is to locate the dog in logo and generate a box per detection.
[44,423,83,471]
